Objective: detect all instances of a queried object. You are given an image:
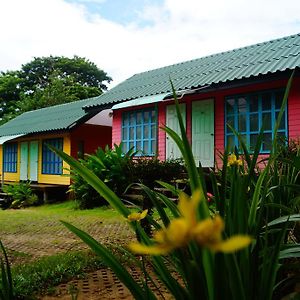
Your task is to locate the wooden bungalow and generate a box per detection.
[83,33,300,167]
[0,98,112,197]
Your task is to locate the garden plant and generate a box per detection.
[69,144,136,209]
[2,182,39,209]
[70,143,185,210]
[50,75,300,300]
[0,240,14,300]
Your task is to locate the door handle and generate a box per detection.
[210,133,214,136]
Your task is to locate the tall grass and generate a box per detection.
[0,241,14,300]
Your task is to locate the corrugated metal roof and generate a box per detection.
[85,33,300,109]
[112,93,169,110]
[0,98,93,137]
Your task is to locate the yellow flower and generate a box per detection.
[227,154,242,166]
[192,215,252,253]
[129,218,190,255]
[128,191,252,255]
[127,209,148,222]
[178,190,201,225]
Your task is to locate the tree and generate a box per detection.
[0,71,22,122]
[19,56,111,93]
[0,55,112,123]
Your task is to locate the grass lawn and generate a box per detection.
[0,200,134,265]
[0,201,123,233]
[0,201,136,298]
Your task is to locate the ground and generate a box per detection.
[0,202,150,299]
[0,202,132,262]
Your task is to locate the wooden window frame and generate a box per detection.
[121,107,157,156]
[3,142,18,173]
[225,89,288,153]
[42,138,63,175]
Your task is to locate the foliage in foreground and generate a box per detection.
[52,75,300,300]
[0,240,14,300]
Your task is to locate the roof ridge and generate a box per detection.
[95,33,299,100]
[98,50,300,99]
[81,32,300,109]
[131,32,300,78]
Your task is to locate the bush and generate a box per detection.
[131,158,185,189]
[70,144,186,209]
[69,144,135,209]
[2,182,39,209]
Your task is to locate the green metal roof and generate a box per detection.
[85,33,300,109]
[112,93,169,110]
[0,98,93,137]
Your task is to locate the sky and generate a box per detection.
[1,0,300,87]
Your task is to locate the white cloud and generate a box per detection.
[0,0,299,88]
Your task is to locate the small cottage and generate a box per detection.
[0,98,112,190]
[84,33,300,167]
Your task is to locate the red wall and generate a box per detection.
[112,76,300,166]
[70,124,112,158]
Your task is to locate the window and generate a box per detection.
[122,108,157,155]
[225,89,287,153]
[3,143,18,173]
[42,138,63,174]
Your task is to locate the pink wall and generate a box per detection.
[112,76,300,166]
[288,76,300,140]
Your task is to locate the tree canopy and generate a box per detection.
[0,56,112,124]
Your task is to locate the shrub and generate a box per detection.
[2,182,39,209]
[70,144,186,209]
[69,144,135,209]
[131,158,185,189]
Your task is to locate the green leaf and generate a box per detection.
[293,156,300,170]
[248,167,268,231]
[137,184,170,227]
[267,214,300,227]
[156,193,180,218]
[271,71,294,154]
[279,246,300,259]
[0,240,14,300]
[156,180,180,196]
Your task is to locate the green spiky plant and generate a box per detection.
[0,241,14,300]
[50,72,300,300]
